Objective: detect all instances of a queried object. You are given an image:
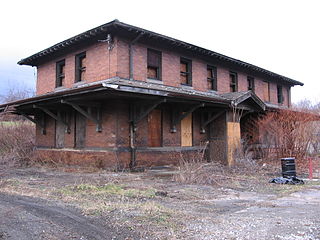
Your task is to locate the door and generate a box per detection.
[181,113,192,146]
[75,112,86,148]
[55,112,65,148]
[148,109,162,147]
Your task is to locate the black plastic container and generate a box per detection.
[281,157,296,178]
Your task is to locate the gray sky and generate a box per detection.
[1,0,319,103]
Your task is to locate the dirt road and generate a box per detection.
[0,167,320,239]
[0,193,138,240]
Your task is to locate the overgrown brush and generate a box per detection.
[0,121,35,167]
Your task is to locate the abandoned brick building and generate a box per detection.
[0,20,303,168]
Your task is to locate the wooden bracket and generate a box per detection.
[33,105,71,133]
[171,103,205,133]
[17,110,46,135]
[61,100,102,132]
[130,98,166,127]
[200,110,225,133]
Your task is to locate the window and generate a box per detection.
[147,49,161,80]
[263,81,270,102]
[180,58,192,85]
[56,60,65,87]
[277,85,283,104]
[75,52,86,82]
[207,65,217,90]
[247,76,255,92]
[229,72,238,92]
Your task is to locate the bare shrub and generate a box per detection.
[250,109,319,170]
[0,121,35,167]
[172,141,272,186]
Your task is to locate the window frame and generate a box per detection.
[147,49,162,80]
[180,57,192,86]
[207,65,217,91]
[56,59,65,88]
[75,52,86,83]
[247,76,255,92]
[277,85,283,104]
[229,71,238,92]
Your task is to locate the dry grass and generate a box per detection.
[0,121,35,167]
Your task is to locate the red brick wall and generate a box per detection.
[35,115,55,147]
[36,37,293,105]
[36,40,118,95]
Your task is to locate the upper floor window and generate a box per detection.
[277,85,283,104]
[207,65,217,91]
[147,49,161,80]
[75,52,86,82]
[247,76,255,92]
[180,58,192,86]
[263,81,270,102]
[229,71,238,92]
[56,60,65,88]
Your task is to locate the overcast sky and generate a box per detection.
[1,0,319,103]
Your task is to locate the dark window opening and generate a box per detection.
[229,72,238,92]
[277,85,283,104]
[147,49,161,80]
[56,60,65,87]
[75,52,86,82]
[180,58,192,85]
[247,76,255,92]
[207,65,217,90]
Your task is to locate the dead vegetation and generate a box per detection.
[0,121,35,167]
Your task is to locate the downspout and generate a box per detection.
[129,32,144,80]
[128,32,143,169]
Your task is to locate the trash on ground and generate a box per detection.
[269,176,304,185]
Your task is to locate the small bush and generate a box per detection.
[0,121,35,167]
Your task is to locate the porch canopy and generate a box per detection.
[0,78,266,121]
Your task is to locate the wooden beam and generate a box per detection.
[132,98,166,125]
[34,105,70,133]
[61,100,102,132]
[171,103,205,132]
[200,110,226,133]
[17,110,46,135]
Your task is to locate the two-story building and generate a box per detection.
[0,20,303,168]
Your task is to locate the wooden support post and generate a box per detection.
[61,100,102,132]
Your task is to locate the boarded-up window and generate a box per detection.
[207,65,217,90]
[263,81,270,102]
[277,85,283,104]
[75,52,86,82]
[56,60,65,87]
[55,112,65,148]
[180,58,192,85]
[75,112,86,148]
[148,109,162,147]
[181,113,192,147]
[147,49,161,80]
[247,76,255,92]
[229,72,238,92]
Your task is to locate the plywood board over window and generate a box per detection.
[263,81,270,102]
[148,109,162,147]
[181,113,192,147]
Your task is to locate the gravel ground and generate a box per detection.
[0,167,319,240]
